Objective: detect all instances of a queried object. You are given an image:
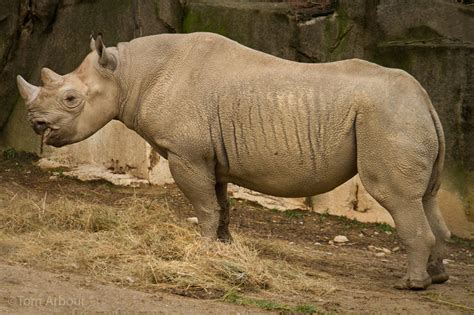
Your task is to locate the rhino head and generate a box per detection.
[16,35,120,147]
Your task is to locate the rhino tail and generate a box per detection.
[425,93,446,196]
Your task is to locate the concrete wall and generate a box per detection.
[1,0,472,238]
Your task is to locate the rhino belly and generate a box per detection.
[221,129,358,198]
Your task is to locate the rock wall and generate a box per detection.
[181,0,474,238]
[0,0,472,238]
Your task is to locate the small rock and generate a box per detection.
[125,276,135,283]
[49,175,58,181]
[358,233,364,237]
[385,231,392,235]
[314,242,321,246]
[333,235,349,243]
[70,263,79,269]
[375,252,386,257]
[392,246,400,252]
[186,217,199,224]
[289,241,294,245]
[367,245,377,252]
[443,259,454,265]
[328,240,334,245]
[381,248,392,255]
[374,231,379,235]
[299,221,304,225]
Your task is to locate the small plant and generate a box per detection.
[3,147,17,159]
[451,236,474,249]
[295,304,319,313]
[228,197,236,208]
[223,291,321,313]
[223,291,290,311]
[318,209,330,222]
[284,209,304,219]
[52,168,66,177]
[375,222,395,233]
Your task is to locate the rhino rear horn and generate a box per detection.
[16,75,40,105]
[95,33,116,71]
[41,68,64,86]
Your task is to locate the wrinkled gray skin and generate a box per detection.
[17,33,451,290]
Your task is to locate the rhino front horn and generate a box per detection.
[16,75,40,104]
[41,67,64,86]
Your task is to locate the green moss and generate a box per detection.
[183,5,228,36]
[321,5,352,61]
[444,164,474,219]
[182,7,198,33]
[406,25,442,41]
[373,46,413,71]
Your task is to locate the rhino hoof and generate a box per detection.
[217,231,233,243]
[394,276,432,290]
[430,272,449,284]
[427,259,449,284]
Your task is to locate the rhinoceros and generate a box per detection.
[16,33,451,290]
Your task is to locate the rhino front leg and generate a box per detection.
[216,183,233,243]
[168,153,220,240]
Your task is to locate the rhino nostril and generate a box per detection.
[32,120,48,133]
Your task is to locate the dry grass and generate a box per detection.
[0,186,334,301]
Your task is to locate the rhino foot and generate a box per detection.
[427,258,449,284]
[394,275,432,290]
[217,227,233,243]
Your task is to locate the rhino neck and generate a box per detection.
[115,41,140,129]
[115,35,195,131]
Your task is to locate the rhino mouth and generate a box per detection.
[43,126,62,144]
[43,127,53,140]
[30,119,60,143]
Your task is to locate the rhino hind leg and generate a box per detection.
[356,145,436,289]
[423,196,451,284]
[383,198,434,290]
[216,183,233,243]
[167,153,221,240]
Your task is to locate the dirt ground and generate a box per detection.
[0,153,473,314]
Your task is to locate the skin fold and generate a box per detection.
[17,32,451,290]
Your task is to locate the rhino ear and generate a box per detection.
[95,33,116,71]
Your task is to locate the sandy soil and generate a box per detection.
[0,154,473,314]
[0,264,269,314]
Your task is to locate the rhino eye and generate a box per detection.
[62,91,81,107]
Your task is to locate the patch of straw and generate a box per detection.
[0,188,334,300]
